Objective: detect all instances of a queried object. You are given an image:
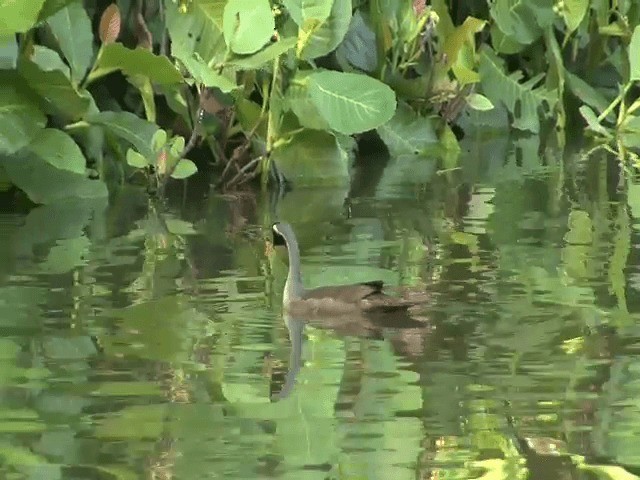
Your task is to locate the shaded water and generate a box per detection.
[0,147,639,479]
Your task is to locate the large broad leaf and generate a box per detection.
[630,26,640,82]
[18,50,90,120]
[0,0,46,36]
[86,111,159,159]
[336,11,377,73]
[0,77,46,155]
[89,43,183,85]
[166,0,227,66]
[376,103,438,158]
[223,0,275,55]
[0,153,107,205]
[271,129,349,186]
[286,75,330,130]
[478,46,555,133]
[489,0,555,46]
[46,1,93,84]
[26,128,86,174]
[304,70,396,134]
[297,0,352,60]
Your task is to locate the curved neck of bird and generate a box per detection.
[283,233,305,300]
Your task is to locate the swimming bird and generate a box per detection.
[271,222,420,316]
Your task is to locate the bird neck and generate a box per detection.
[284,235,305,301]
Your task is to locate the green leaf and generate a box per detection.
[86,111,159,159]
[466,93,494,111]
[286,76,330,130]
[376,103,438,157]
[151,130,167,151]
[0,153,107,205]
[579,105,612,137]
[30,45,70,76]
[223,0,275,55]
[46,1,93,84]
[297,0,352,60]
[336,11,377,73]
[630,26,640,82]
[170,159,198,179]
[489,0,555,45]
[18,55,90,120]
[0,0,46,36]
[272,129,349,186]
[37,0,78,22]
[177,54,237,91]
[27,128,86,174]
[0,36,18,69]
[90,43,183,85]
[166,0,227,66]
[283,0,333,26]
[305,70,396,134]
[478,46,555,133]
[227,36,297,69]
[562,0,588,33]
[0,78,46,155]
[127,75,156,122]
[126,148,150,168]
[565,71,613,121]
[619,114,640,147]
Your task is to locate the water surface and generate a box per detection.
[0,149,638,479]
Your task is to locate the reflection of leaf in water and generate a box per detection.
[0,443,48,467]
[104,296,208,363]
[13,197,107,275]
[95,404,167,439]
[42,336,98,360]
[37,236,91,274]
[0,418,46,433]
[275,187,349,228]
[340,339,422,480]
[89,381,163,397]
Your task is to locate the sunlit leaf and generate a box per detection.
[171,159,198,179]
[90,43,183,85]
[297,0,352,60]
[223,0,275,55]
[562,0,588,33]
[305,70,396,135]
[0,0,46,36]
[466,93,494,111]
[630,25,640,82]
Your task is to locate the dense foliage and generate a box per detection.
[2,0,640,203]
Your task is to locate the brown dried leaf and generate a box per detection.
[99,4,121,45]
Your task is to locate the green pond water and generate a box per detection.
[1,147,640,480]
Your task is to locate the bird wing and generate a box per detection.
[303,280,384,304]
